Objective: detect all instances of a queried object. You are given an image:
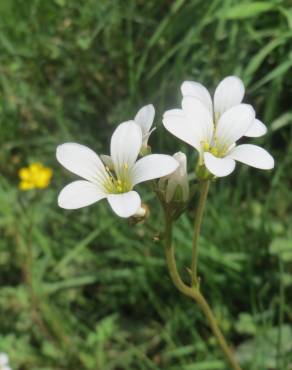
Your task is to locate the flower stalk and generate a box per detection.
[164,208,242,370]
[191,180,209,287]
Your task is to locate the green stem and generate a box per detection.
[164,215,242,370]
[191,180,209,286]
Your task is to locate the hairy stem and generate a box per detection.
[191,180,209,286]
[164,214,242,370]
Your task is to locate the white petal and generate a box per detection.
[0,354,9,365]
[227,144,274,170]
[182,96,214,142]
[110,121,142,174]
[56,143,109,186]
[163,102,213,152]
[100,154,114,169]
[204,152,236,177]
[214,76,245,116]
[58,180,106,209]
[163,109,201,151]
[245,119,267,137]
[180,81,213,113]
[216,104,255,149]
[131,154,178,186]
[134,104,155,135]
[107,191,141,218]
[142,127,156,146]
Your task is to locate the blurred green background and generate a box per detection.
[0,0,292,369]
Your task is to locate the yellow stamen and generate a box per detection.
[203,142,210,151]
[210,147,219,156]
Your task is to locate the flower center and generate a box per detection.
[103,164,132,194]
[203,140,228,158]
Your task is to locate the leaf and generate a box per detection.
[250,59,292,91]
[269,238,292,262]
[278,6,292,30]
[235,313,257,335]
[54,224,111,273]
[236,325,292,367]
[244,36,288,85]
[54,0,66,6]
[77,36,92,50]
[270,112,292,131]
[282,273,292,287]
[43,274,101,294]
[222,2,276,20]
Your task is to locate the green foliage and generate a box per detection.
[0,0,292,369]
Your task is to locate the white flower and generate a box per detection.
[163,76,274,177]
[57,121,178,218]
[134,104,155,148]
[159,152,189,203]
[0,353,11,370]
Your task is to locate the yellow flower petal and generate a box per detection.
[19,181,35,190]
[35,168,53,189]
[18,168,30,181]
[29,163,43,173]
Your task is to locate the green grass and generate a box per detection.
[0,0,292,369]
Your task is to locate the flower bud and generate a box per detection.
[134,206,147,218]
[159,152,189,203]
[129,203,149,225]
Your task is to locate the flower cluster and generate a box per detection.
[57,76,274,217]
[0,353,12,370]
[19,162,53,191]
[55,76,275,370]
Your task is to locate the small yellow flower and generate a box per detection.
[18,162,53,191]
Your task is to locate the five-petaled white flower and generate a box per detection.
[159,152,189,203]
[0,353,11,370]
[163,76,274,177]
[57,121,178,218]
[134,104,155,148]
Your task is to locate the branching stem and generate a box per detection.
[164,212,242,370]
